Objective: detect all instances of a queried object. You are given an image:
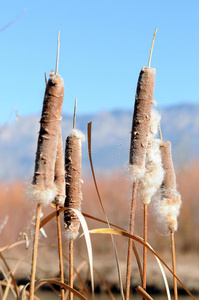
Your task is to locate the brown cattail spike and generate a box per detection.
[30,73,64,205]
[160,142,177,199]
[54,127,65,206]
[159,141,181,232]
[129,67,156,179]
[64,130,85,240]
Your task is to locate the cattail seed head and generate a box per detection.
[29,73,64,205]
[137,139,164,205]
[157,141,182,232]
[53,127,65,206]
[64,129,85,240]
[129,67,156,180]
[157,194,181,232]
[160,142,177,199]
[137,109,164,205]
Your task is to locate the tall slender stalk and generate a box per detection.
[56,204,65,300]
[137,109,164,299]
[54,128,65,299]
[171,231,178,300]
[158,141,181,300]
[125,179,137,299]
[64,99,85,299]
[69,240,74,300]
[68,99,77,300]
[142,204,147,299]
[29,31,64,300]
[29,203,42,300]
[127,31,157,296]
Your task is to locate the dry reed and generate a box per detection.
[54,127,65,300]
[129,67,156,181]
[29,73,64,205]
[136,108,164,297]
[158,141,182,300]
[64,129,85,240]
[126,61,156,300]
[64,124,85,300]
[28,72,64,300]
[159,142,181,232]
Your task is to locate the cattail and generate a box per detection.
[54,126,65,300]
[129,67,156,181]
[158,142,181,232]
[64,129,85,240]
[54,127,65,206]
[158,141,181,300]
[126,30,158,300]
[29,73,64,205]
[137,109,164,205]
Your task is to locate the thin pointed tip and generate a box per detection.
[73,98,77,129]
[55,31,60,75]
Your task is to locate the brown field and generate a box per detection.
[0,162,199,294]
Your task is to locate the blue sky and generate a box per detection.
[1,1,199,125]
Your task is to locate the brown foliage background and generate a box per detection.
[0,162,199,258]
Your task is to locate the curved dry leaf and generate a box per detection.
[36,279,87,300]
[87,121,124,299]
[89,228,196,300]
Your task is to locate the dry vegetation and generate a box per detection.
[0,163,198,296]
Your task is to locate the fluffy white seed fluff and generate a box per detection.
[137,139,164,205]
[156,194,182,232]
[27,183,57,206]
[128,164,145,182]
[148,108,161,142]
[64,225,79,240]
[71,129,85,142]
[137,109,163,204]
[54,194,65,207]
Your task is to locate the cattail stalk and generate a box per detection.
[54,128,65,300]
[64,102,85,299]
[56,204,65,299]
[171,231,178,300]
[69,240,74,300]
[136,108,164,298]
[143,203,147,296]
[126,66,156,299]
[54,128,65,207]
[125,180,137,300]
[64,129,85,239]
[159,142,181,232]
[28,73,64,300]
[29,204,42,300]
[30,73,64,203]
[159,141,181,300]
[127,30,157,297]
[64,129,84,299]
[129,67,156,181]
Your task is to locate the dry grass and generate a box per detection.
[0,163,198,297]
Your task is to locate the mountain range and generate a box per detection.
[0,103,198,181]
